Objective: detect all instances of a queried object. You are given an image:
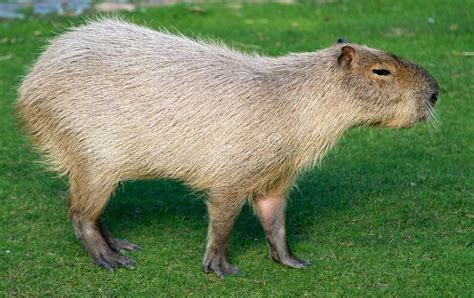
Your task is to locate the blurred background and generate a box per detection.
[0,0,297,19]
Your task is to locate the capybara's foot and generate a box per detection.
[203,254,241,277]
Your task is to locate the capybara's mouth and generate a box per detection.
[371,119,409,129]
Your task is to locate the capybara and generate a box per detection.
[17,20,439,276]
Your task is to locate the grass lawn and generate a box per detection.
[0,0,473,295]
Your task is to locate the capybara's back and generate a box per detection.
[18,20,439,275]
[18,20,279,191]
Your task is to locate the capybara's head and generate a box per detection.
[334,43,439,128]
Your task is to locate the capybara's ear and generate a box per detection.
[338,46,356,67]
[336,38,349,44]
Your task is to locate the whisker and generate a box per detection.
[424,101,444,143]
[420,100,438,143]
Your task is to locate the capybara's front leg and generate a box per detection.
[254,194,310,268]
[203,193,245,277]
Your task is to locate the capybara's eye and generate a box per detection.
[372,69,391,76]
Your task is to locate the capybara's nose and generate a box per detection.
[429,92,438,105]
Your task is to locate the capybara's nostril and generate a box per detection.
[429,92,438,105]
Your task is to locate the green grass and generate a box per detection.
[1,0,473,295]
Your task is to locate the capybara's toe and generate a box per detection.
[107,237,141,253]
[93,251,136,271]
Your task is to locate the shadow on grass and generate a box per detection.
[100,137,437,259]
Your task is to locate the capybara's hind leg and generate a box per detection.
[69,174,136,271]
[203,192,245,277]
[254,194,310,268]
[72,216,136,271]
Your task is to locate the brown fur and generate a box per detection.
[16,20,439,275]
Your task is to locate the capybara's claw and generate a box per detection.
[106,237,141,253]
[291,258,311,268]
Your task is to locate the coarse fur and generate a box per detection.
[17,19,439,276]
